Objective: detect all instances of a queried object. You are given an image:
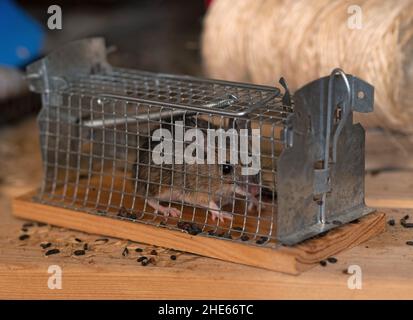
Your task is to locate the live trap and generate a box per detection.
[13,38,385,273]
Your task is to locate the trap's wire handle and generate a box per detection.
[329,69,351,164]
[93,92,279,118]
[320,68,352,224]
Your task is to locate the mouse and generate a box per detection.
[131,116,259,222]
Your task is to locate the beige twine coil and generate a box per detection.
[202,0,413,133]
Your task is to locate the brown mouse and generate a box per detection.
[132,116,259,222]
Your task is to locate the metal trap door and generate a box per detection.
[276,69,375,245]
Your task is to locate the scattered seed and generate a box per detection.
[117,206,129,217]
[117,207,137,219]
[135,248,143,253]
[21,227,28,232]
[327,257,338,263]
[177,221,201,235]
[40,242,52,249]
[342,269,350,274]
[74,250,85,256]
[170,255,177,260]
[150,249,158,255]
[388,219,395,226]
[189,227,202,235]
[19,234,30,241]
[37,222,47,227]
[256,236,268,245]
[141,260,149,266]
[400,215,413,228]
[241,235,249,241]
[45,249,60,256]
[23,222,34,228]
[401,221,413,228]
[83,243,89,251]
[137,256,147,262]
[406,241,413,246]
[177,221,190,230]
[148,257,156,264]
[319,260,327,267]
[122,247,129,256]
[74,238,82,243]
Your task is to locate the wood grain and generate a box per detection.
[2,205,413,299]
[366,171,413,208]
[12,191,385,274]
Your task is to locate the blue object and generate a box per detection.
[0,0,44,68]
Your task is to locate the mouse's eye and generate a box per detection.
[222,164,233,175]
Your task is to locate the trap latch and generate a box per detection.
[313,168,330,195]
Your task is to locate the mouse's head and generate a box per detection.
[205,161,260,196]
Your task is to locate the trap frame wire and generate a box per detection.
[25,38,375,247]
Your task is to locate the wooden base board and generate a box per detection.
[12,191,386,274]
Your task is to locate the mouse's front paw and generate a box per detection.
[162,206,181,218]
[247,196,259,211]
[208,201,233,223]
[209,210,233,223]
[147,199,181,218]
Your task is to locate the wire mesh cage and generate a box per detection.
[26,38,375,247]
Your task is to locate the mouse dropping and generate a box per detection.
[25,38,375,246]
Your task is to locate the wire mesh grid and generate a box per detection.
[35,68,293,248]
